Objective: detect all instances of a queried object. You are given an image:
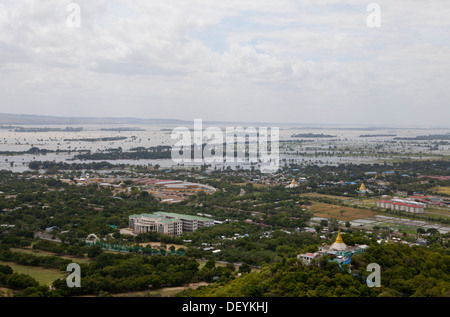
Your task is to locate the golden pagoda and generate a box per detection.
[331,228,347,251]
[359,183,367,191]
[286,178,298,188]
[335,228,344,244]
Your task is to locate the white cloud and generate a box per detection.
[0,0,449,126]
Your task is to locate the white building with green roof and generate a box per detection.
[129,213,182,236]
[154,212,214,232]
[129,212,214,236]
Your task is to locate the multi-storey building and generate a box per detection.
[153,212,214,232]
[376,200,425,213]
[129,212,214,236]
[129,213,183,236]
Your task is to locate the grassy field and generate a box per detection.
[0,260,66,286]
[139,242,185,250]
[432,186,450,195]
[300,193,352,201]
[197,259,237,270]
[355,198,382,207]
[232,182,268,188]
[197,259,260,272]
[395,224,420,235]
[10,247,92,264]
[310,202,376,221]
[423,207,450,218]
[111,282,210,297]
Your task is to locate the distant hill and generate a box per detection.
[0,113,190,125]
[1,113,439,129]
[0,113,290,127]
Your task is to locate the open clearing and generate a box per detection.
[348,215,450,234]
[354,197,383,207]
[232,182,268,188]
[0,260,66,286]
[197,259,260,272]
[300,193,352,201]
[111,282,210,297]
[139,242,185,250]
[310,202,376,221]
[10,247,92,264]
[424,207,450,218]
[432,186,450,195]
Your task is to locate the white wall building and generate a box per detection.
[129,212,214,236]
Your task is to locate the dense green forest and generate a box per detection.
[2,241,449,297]
[179,243,450,297]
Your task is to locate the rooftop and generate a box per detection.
[378,200,425,209]
[154,211,213,222]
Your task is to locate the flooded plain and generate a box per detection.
[0,124,449,172]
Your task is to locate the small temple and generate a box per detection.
[356,182,370,195]
[298,227,369,266]
[286,178,298,188]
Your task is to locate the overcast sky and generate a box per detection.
[0,0,449,126]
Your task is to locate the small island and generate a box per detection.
[291,133,336,138]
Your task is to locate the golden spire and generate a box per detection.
[359,183,366,191]
[335,228,344,244]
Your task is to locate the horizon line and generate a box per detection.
[0,112,448,129]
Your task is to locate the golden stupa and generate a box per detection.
[359,183,367,191]
[286,178,298,188]
[335,228,344,243]
[331,228,347,251]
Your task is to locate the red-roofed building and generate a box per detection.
[419,175,450,181]
[297,252,320,265]
[377,200,424,213]
[409,196,429,200]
